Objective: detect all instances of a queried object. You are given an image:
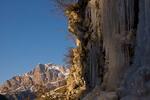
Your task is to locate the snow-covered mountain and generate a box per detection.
[0,63,69,100]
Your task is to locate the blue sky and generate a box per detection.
[0,0,74,84]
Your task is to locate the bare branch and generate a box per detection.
[51,0,78,11]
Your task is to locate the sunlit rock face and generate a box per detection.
[68,0,150,99]
[0,63,69,100]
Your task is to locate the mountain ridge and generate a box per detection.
[0,63,69,100]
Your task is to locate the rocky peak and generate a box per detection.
[0,63,69,100]
[34,64,46,74]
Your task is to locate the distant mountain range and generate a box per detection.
[0,63,69,100]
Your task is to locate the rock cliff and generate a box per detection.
[64,0,150,99]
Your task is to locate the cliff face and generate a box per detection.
[66,0,150,99]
